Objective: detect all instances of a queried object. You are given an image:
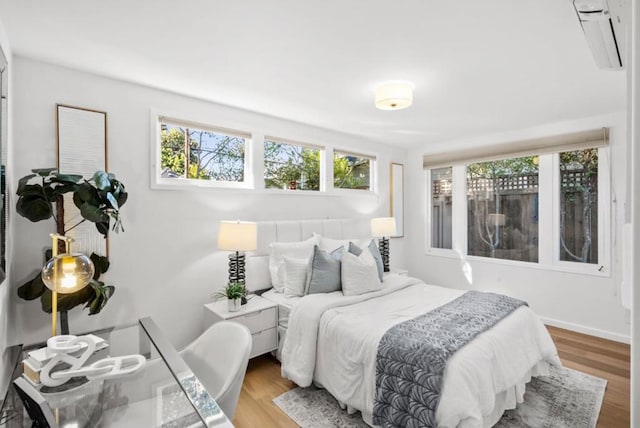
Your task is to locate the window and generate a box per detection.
[467,156,539,263]
[559,148,598,264]
[159,119,247,184]
[334,151,373,191]
[431,167,453,249]
[424,128,609,274]
[263,138,321,191]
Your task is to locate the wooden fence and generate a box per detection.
[431,170,597,263]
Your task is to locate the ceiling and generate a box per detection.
[0,0,628,147]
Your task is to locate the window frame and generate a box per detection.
[424,148,611,277]
[262,136,325,193]
[550,147,610,275]
[151,114,252,190]
[331,149,377,194]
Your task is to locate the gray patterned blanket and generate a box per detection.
[373,290,527,428]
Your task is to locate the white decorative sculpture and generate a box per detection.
[39,335,146,387]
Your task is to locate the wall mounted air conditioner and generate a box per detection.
[572,0,623,69]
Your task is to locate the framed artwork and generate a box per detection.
[57,104,108,256]
[390,163,404,237]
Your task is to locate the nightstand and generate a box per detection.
[203,295,278,359]
[385,268,409,277]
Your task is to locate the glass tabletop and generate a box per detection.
[0,318,233,428]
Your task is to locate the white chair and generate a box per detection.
[180,321,252,420]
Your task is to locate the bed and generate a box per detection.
[248,219,561,427]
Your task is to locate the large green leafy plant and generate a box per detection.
[16,168,127,318]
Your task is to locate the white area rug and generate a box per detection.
[273,366,606,428]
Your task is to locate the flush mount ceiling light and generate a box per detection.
[375,81,415,110]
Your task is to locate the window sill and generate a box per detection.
[423,249,610,278]
[151,180,378,198]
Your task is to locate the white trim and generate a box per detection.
[150,110,251,190]
[452,165,467,255]
[332,148,378,193]
[159,115,251,139]
[540,315,630,344]
[418,249,611,277]
[252,132,265,190]
[465,254,610,277]
[264,135,325,151]
[538,154,553,265]
[333,148,377,161]
[424,143,612,278]
[424,169,432,253]
[551,147,611,274]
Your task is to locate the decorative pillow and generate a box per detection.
[306,246,344,295]
[313,232,371,253]
[348,240,384,282]
[283,257,309,297]
[341,249,383,296]
[269,236,318,291]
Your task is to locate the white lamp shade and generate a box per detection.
[371,217,397,237]
[375,81,414,110]
[41,253,95,294]
[218,221,258,251]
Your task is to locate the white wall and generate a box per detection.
[10,56,407,348]
[406,113,630,343]
[0,15,15,396]
[630,0,639,421]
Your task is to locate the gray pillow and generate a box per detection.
[306,246,344,294]
[348,240,384,282]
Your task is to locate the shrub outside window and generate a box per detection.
[263,138,321,191]
[333,151,372,191]
[159,120,247,183]
[466,156,539,263]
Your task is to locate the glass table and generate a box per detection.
[0,318,233,428]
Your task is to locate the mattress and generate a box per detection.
[261,289,301,360]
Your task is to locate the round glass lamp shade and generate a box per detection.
[375,81,414,110]
[42,253,95,294]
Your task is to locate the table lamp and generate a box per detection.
[41,234,95,337]
[217,221,257,286]
[371,217,397,272]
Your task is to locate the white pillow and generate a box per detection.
[283,257,309,297]
[269,236,318,291]
[313,232,371,253]
[341,249,383,296]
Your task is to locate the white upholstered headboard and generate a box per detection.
[245,218,371,291]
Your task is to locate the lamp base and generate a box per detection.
[228,252,248,305]
[378,237,390,272]
[228,252,246,284]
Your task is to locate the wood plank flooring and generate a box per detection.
[233,326,630,428]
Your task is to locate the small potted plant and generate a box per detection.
[213,282,247,312]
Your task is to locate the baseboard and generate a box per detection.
[540,316,631,344]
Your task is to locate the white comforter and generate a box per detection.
[281,275,561,428]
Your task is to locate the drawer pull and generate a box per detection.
[245,310,263,317]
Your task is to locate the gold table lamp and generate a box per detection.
[41,234,95,336]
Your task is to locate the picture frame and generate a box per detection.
[56,104,109,257]
[390,163,404,237]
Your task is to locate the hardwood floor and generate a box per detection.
[233,326,630,428]
[546,326,630,428]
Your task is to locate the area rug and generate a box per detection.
[273,365,606,428]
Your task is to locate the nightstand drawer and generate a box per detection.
[230,307,277,334]
[250,327,278,358]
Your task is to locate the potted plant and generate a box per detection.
[213,282,247,312]
[15,168,127,333]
